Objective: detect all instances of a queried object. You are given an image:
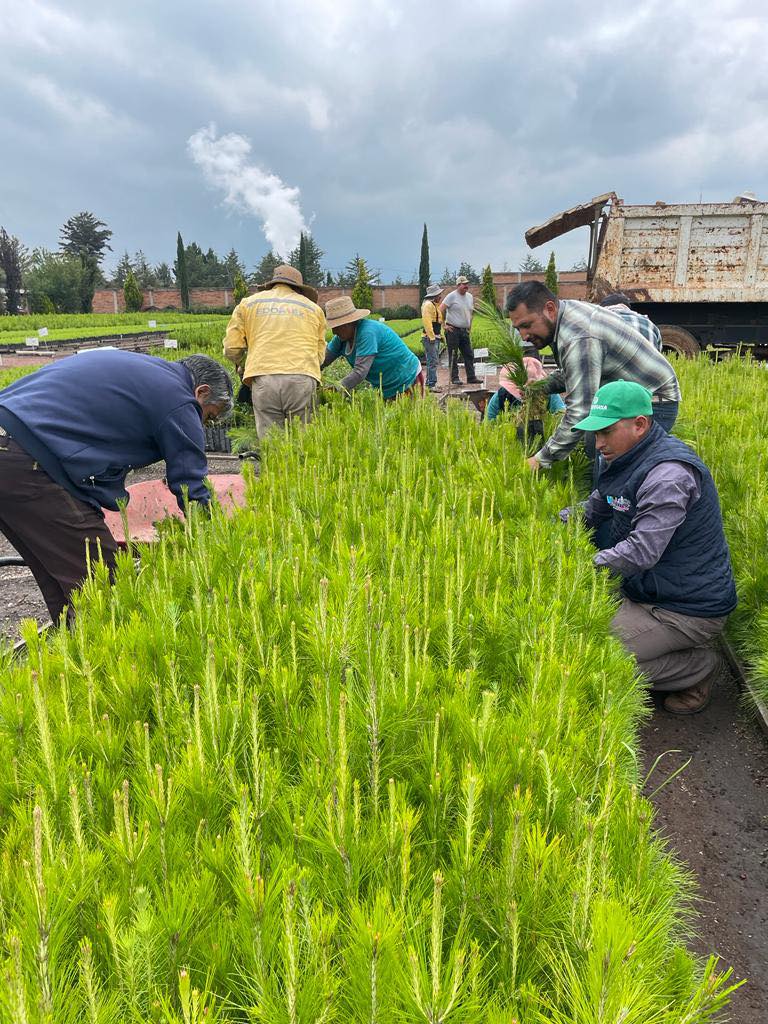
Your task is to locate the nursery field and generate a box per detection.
[0,395,740,1022]
[674,356,768,706]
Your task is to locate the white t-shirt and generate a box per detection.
[443,289,474,329]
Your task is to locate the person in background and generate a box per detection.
[420,283,444,391]
[440,276,481,386]
[561,380,736,715]
[0,351,233,625]
[322,297,424,398]
[223,265,327,439]
[599,293,663,351]
[486,342,566,421]
[506,281,680,472]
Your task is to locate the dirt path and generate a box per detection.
[642,666,768,1022]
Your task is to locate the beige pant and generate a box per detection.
[251,374,317,439]
[611,598,727,692]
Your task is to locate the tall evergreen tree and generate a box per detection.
[418,224,430,304]
[457,261,480,284]
[289,232,325,287]
[133,250,156,289]
[233,271,249,305]
[112,252,134,287]
[351,257,374,311]
[480,264,497,309]
[175,232,190,310]
[325,270,334,287]
[254,251,282,284]
[519,253,544,273]
[224,248,246,287]
[439,266,457,286]
[59,211,112,312]
[123,269,144,312]
[154,262,174,287]
[0,228,25,314]
[545,251,558,294]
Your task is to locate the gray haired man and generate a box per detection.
[0,350,233,623]
[440,276,481,385]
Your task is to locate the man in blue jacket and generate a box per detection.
[0,350,233,624]
[561,380,736,715]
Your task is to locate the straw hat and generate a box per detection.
[256,264,318,303]
[455,275,470,285]
[424,283,443,299]
[324,296,370,329]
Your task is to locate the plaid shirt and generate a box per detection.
[537,300,680,466]
[604,303,663,351]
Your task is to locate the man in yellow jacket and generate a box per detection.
[223,265,327,438]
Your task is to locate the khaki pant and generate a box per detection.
[611,598,727,692]
[251,374,317,439]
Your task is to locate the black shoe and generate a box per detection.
[466,378,483,385]
[450,379,462,385]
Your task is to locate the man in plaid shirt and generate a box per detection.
[506,282,680,471]
[599,293,662,351]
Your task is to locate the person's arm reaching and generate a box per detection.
[155,403,211,512]
[594,463,701,575]
[340,354,375,391]
[321,337,342,371]
[533,335,602,467]
[223,303,247,367]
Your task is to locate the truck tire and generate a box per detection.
[658,325,701,358]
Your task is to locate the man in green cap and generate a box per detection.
[561,380,737,714]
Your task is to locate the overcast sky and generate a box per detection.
[1,0,766,282]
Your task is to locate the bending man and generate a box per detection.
[0,350,233,624]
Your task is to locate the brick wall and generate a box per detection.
[92,287,233,313]
[92,272,587,315]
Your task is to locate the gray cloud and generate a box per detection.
[1,0,766,279]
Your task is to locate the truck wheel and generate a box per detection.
[658,325,701,358]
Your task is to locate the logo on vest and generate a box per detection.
[607,495,632,513]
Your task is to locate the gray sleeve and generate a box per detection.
[594,462,701,576]
[341,353,376,391]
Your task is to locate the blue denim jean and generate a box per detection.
[423,335,439,387]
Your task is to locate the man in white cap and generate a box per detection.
[223,264,327,438]
[322,297,423,398]
[440,276,481,386]
[420,283,444,390]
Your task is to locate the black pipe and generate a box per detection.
[0,556,27,567]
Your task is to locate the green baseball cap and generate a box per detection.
[571,380,653,432]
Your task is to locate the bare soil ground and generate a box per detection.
[641,666,768,1022]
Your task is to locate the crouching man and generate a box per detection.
[562,380,736,714]
[0,350,233,625]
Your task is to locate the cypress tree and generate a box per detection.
[545,251,558,294]
[418,224,430,304]
[233,271,249,305]
[351,257,373,311]
[176,232,190,311]
[123,269,144,312]
[480,264,497,309]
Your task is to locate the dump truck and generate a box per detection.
[526,192,768,357]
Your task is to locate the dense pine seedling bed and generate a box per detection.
[0,313,228,334]
[674,357,768,708]
[0,395,736,1022]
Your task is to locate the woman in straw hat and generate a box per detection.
[322,297,424,399]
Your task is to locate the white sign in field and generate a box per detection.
[25,337,39,348]
[164,338,178,349]
[37,327,48,337]
[474,347,490,359]
[148,320,157,328]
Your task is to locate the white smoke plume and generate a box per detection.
[188,125,307,258]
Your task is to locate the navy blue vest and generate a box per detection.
[597,421,737,617]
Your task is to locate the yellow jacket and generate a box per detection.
[421,299,443,341]
[223,284,328,383]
